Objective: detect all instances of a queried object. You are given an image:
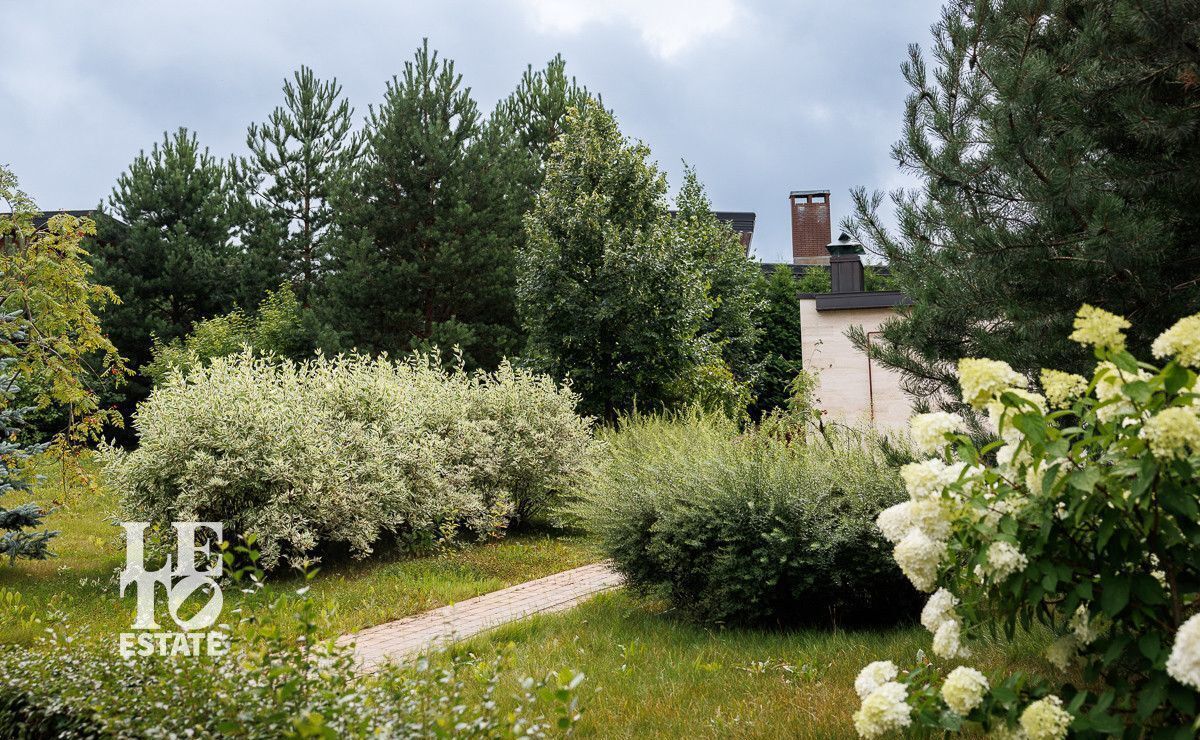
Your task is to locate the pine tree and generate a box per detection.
[94,128,242,370]
[325,41,516,367]
[753,265,806,415]
[673,165,762,383]
[519,99,707,418]
[848,0,1200,408]
[239,66,361,307]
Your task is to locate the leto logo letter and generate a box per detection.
[119,522,224,631]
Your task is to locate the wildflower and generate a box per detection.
[1167,613,1200,691]
[933,618,969,659]
[1069,304,1130,353]
[958,358,1027,409]
[1045,636,1077,671]
[920,588,959,634]
[854,660,898,699]
[910,412,964,454]
[1040,369,1088,409]
[894,529,944,592]
[1151,312,1200,368]
[1140,406,1200,460]
[1019,695,1073,740]
[875,502,913,544]
[853,682,912,738]
[941,666,989,716]
[981,541,1028,581]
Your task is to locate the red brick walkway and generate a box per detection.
[337,562,623,672]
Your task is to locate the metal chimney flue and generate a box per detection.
[827,232,864,293]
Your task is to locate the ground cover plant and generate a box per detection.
[583,411,921,627]
[852,306,1200,737]
[105,351,596,570]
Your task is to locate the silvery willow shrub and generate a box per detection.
[583,412,919,626]
[0,552,584,738]
[104,351,595,569]
[853,306,1200,738]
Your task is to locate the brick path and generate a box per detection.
[337,562,623,672]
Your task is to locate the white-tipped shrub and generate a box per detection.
[104,351,595,568]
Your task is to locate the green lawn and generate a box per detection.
[425,590,1051,739]
[0,455,600,645]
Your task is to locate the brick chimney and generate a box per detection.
[790,190,831,266]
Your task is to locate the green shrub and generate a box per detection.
[105,351,596,569]
[581,412,920,626]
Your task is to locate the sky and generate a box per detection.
[2,0,945,264]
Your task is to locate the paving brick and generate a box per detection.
[338,562,622,672]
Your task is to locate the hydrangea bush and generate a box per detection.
[854,306,1200,738]
[105,351,596,569]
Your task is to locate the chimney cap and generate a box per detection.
[826,231,864,256]
[789,189,831,198]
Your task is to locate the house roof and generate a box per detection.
[670,210,755,249]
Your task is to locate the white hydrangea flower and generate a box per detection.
[854,660,899,699]
[908,499,953,541]
[1166,613,1200,691]
[1040,368,1088,409]
[981,541,1028,581]
[1019,695,1073,740]
[920,588,959,634]
[941,665,989,716]
[986,389,1047,446]
[1069,304,1130,353]
[1093,362,1150,423]
[1151,312,1200,368]
[910,412,964,454]
[875,502,913,544]
[1045,636,1077,671]
[1140,406,1200,460]
[958,357,1028,409]
[894,529,945,592]
[933,618,970,659]
[853,681,912,738]
[900,459,951,500]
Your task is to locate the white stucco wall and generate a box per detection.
[798,299,913,430]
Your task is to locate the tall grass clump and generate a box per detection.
[104,351,596,569]
[582,411,920,627]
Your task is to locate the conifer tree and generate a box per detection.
[849,0,1200,408]
[325,41,516,367]
[672,165,762,384]
[753,265,806,415]
[519,99,707,418]
[93,128,242,370]
[239,66,360,306]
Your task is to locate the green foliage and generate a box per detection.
[105,351,596,569]
[237,65,362,306]
[795,266,832,294]
[521,100,749,419]
[582,412,919,626]
[857,306,1200,735]
[0,544,584,738]
[752,265,807,416]
[863,265,897,292]
[93,128,243,370]
[325,40,518,369]
[849,0,1200,409]
[143,284,315,386]
[673,165,762,388]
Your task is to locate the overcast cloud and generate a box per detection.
[1,0,943,263]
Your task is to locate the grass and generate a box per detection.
[425,590,1052,739]
[0,454,600,645]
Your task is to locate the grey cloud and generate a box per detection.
[2,0,944,262]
